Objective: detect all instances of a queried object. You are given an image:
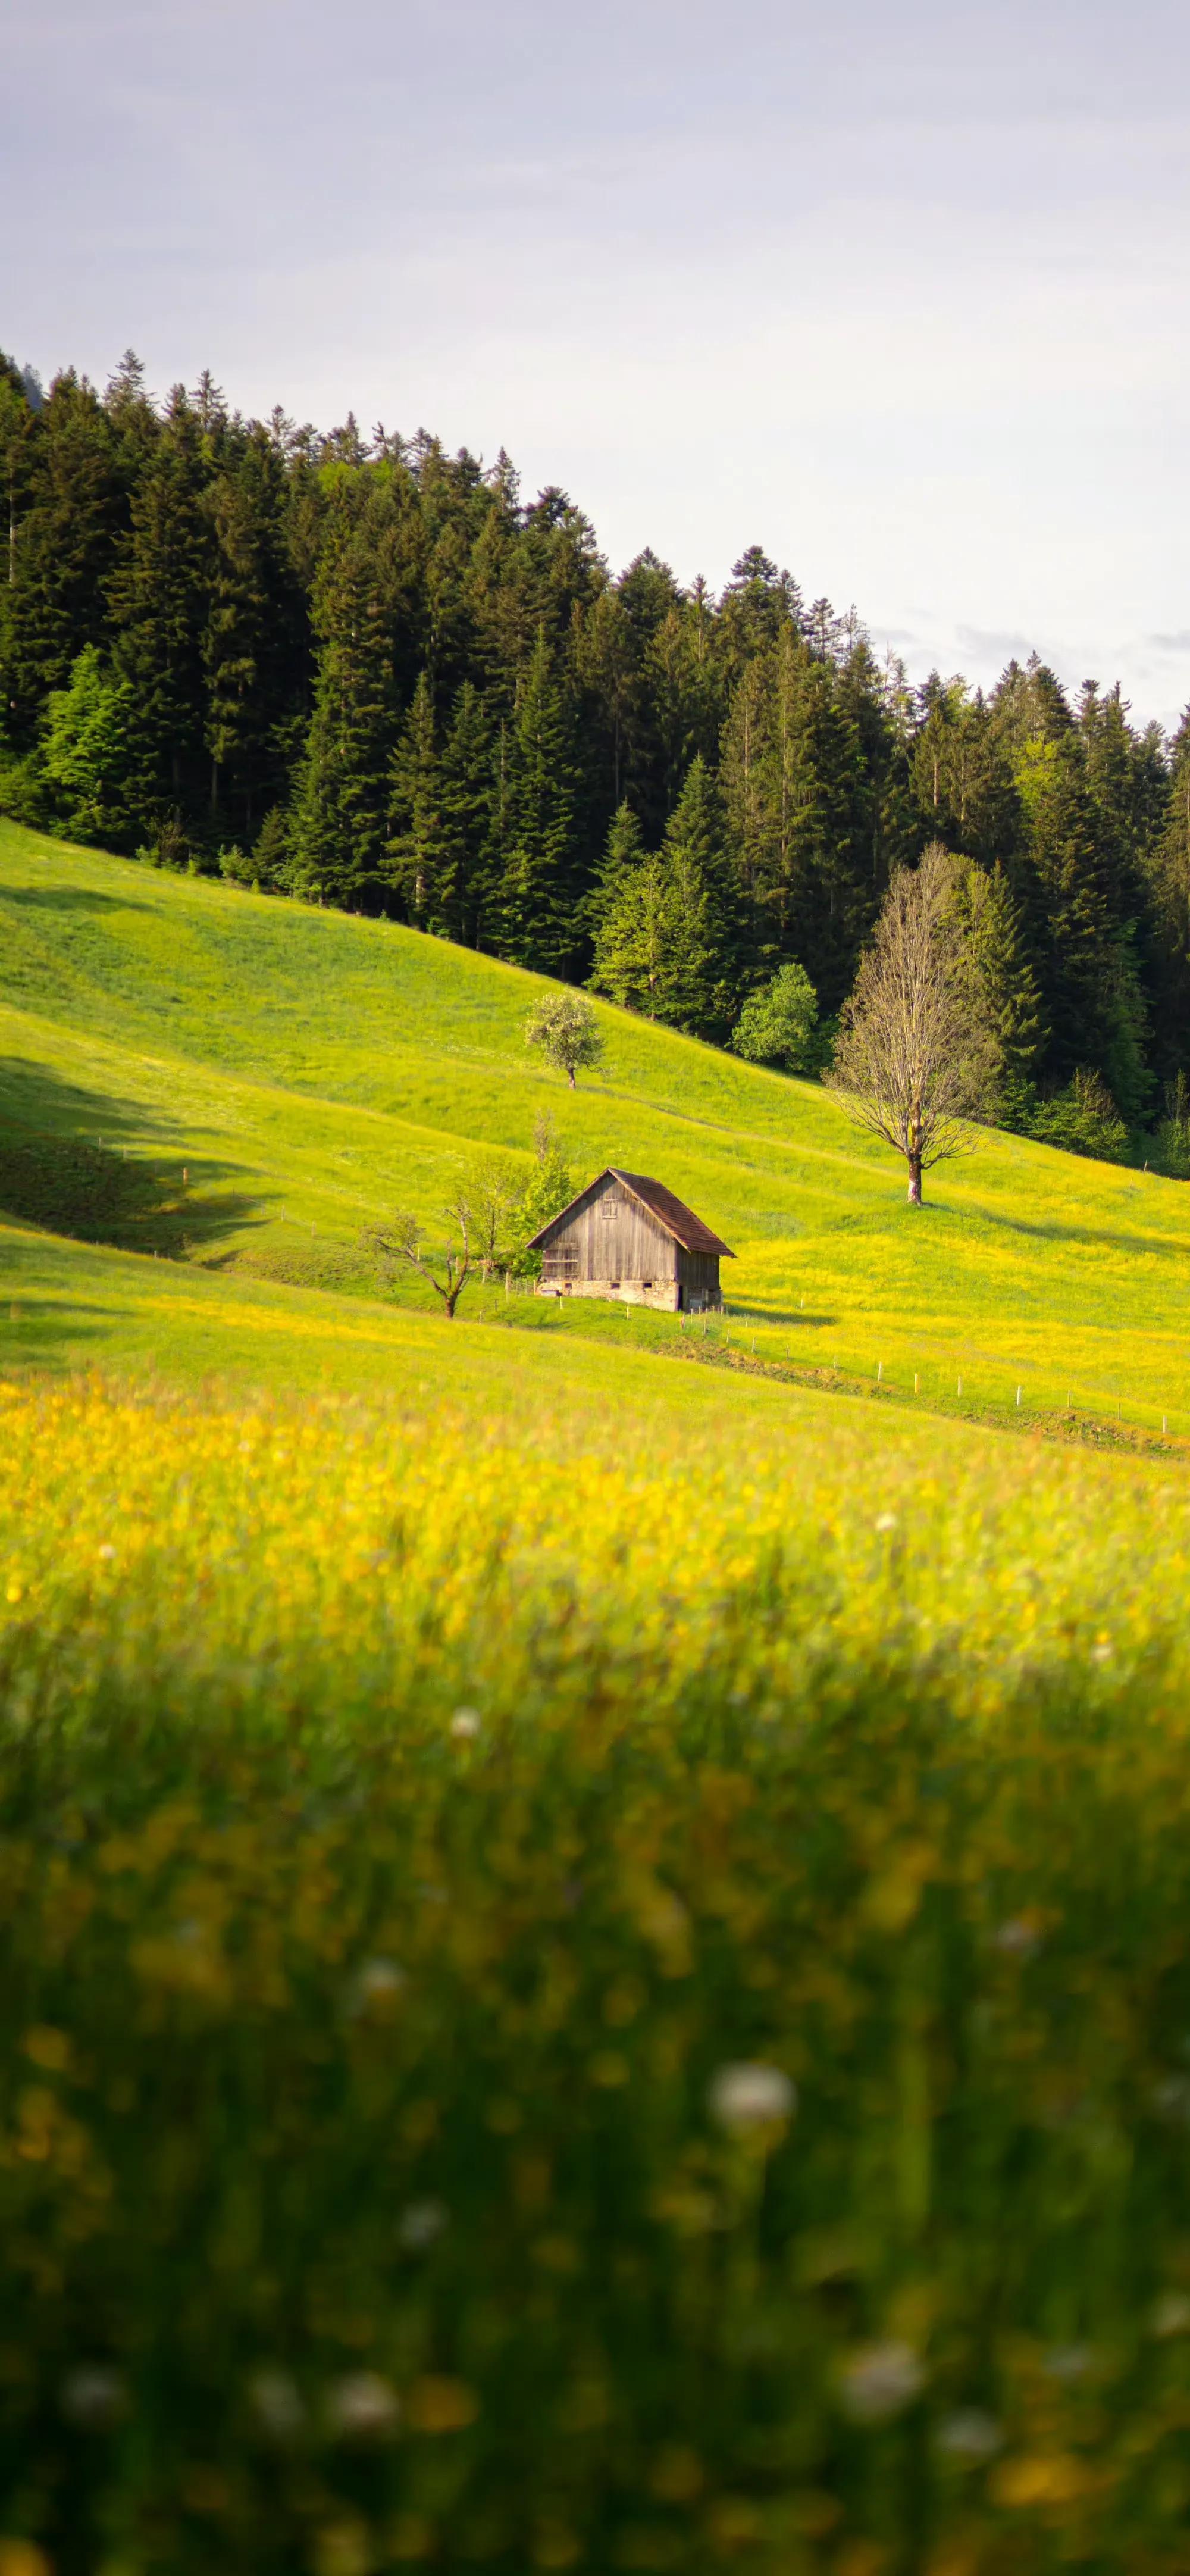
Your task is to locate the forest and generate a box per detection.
[3,349,1189,1164]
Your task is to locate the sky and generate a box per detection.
[5,0,1190,727]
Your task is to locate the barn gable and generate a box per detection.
[528,1170,734,1261]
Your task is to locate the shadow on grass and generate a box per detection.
[0,1057,268,1258]
[0,883,148,914]
[938,1196,1190,1265]
[727,1302,838,1328]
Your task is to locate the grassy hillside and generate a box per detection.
[10,828,1190,2566]
[3,819,1190,1433]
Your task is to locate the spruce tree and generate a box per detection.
[948,859,1045,1111]
[909,677,1023,867]
[588,849,673,1017]
[1,371,124,746]
[1145,706,1190,1086]
[591,758,738,1038]
[587,799,646,927]
[287,475,411,908]
[439,682,496,947]
[108,385,213,824]
[497,632,579,973]
[1013,731,1149,1117]
[654,755,741,1037]
[40,646,138,848]
[721,632,870,1008]
[203,429,304,836]
[387,673,453,931]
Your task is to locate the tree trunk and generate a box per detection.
[567,1067,575,1087]
[907,1153,923,1205]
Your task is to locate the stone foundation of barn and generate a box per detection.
[536,1277,722,1312]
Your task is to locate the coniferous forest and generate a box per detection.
[4,349,1190,1164]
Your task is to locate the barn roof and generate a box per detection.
[528,1168,734,1258]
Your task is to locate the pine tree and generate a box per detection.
[1013,731,1149,1117]
[496,632,579,972]
[591,759,738,1037]
[387,672,453,931]
[287,474,412,908]
[1,371,124,746]
[587,799,645,927]
[720,632,870,1007]
[1145,706,1190,1086]
[909,676,1023,867]
[588,849,673,1016]
[108,385,212,823]
[656,755,741,1037]
[439,682,496,947]
[203,429,305,836]
[948,859,1045,1109]
[646,580,725,815]
[40,645,138,847]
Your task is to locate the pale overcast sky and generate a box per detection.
[5,0,1190,726]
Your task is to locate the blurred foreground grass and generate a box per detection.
[5,1380,1190,2571]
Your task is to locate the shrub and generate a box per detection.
[1029,1067,1130,1164]
[731,959,819,1071]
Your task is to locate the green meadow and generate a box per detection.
[11,826,1190,2573]
[3,817,1190,1435]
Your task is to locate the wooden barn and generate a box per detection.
[528,1168,734,1312]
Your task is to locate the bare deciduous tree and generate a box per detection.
[463,1151,524,1280]
[364,1193,474,1318]
[826,842,994,1205]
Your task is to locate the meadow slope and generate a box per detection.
[8,828,1190,2568]
[4,820,1190,1432]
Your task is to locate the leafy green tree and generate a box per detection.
[731,961,819,1070]
[40,646,137,846]
[505,1112,577,1271]
[525,991,604,1086]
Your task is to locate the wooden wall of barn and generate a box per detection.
[538,1177,722,1311]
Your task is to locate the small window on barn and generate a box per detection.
[543,1245,578,1279]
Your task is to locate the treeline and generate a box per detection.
[4,349,1190,1156]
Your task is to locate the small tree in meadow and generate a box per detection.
[525,992,604,1087]
[464,1151,525,1279]
[364,1192,474,1318]
[502,1114,577,1274]
[731,961,819,1071]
